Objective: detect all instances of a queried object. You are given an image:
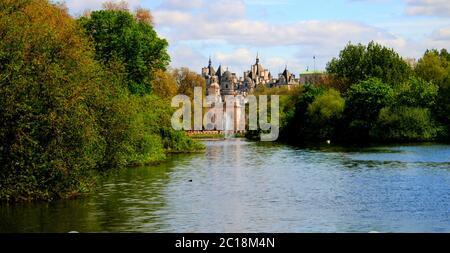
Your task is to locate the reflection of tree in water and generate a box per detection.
[0,155,194,232]
[0,197,102,232]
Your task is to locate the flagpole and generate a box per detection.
[313,56,316,73]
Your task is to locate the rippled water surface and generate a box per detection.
[1,139,449,232]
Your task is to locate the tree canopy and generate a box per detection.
[0,0,202,202]
[78,8,170,95]
[327,41,412,88]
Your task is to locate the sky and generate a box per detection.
[63,0,450,76]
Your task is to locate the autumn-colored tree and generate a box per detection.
[0,0,202,202]
[152,70,178,99]
[135,7,153,25]
[172,68,206,98]
[0,0,108,201]
[102,0,128,11]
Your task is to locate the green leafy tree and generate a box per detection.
[415,50,448,84]
[372,106,439,141]
[415,49,450,139]
[279,84,325,142]
[393,76,438,108]
[0,0,202,202]
[343,78,394,141]
[78,8,170,94]
[327,41,411,88]
[0,0,107,201]
[307,89,345,140]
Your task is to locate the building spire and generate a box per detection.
[256,52,260,64]
[208,55,212,66]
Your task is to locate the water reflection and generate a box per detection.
[0,140,449,233]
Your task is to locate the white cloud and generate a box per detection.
[405,0,450,17]
[159,0,203,10]
[431,26,450,41]
[155,9,402,48]
[204,0,246,20]
[154,2,408,72]
[169,45,207,72]
[62,0,450,74]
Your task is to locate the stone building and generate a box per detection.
[298,71,326,85]
[247,53,272,85]
[200,54,306,132]
[272,66,297,87]
[202,54,301,98]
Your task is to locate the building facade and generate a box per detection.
[202,54,300,99]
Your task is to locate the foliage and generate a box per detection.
[270,43,449,144]
[327,41,411,89]
[393,76,438,108]
[0,0,202,202]
[342,78,394,141]
[0,0,106,201]
[371,107,440,141]
[278,85,325,141]
[415,49,449,84]
[172,68,206,98]
[307,89,345,140]
[415,49,450,138]
[151,70,178,99]
[78,8,170,95]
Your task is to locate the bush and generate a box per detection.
[393,76,438,108]
[343,78,394,141]
[0,1,203,202]
[0,0,106,201]
[278,84,325,142]
[307,89,345,140]
[372,107,440,141]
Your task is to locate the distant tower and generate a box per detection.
[220,70,235,97]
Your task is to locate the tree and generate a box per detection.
[102,0,129,11]
[78,8,170,95]
[172,68,206,98]
[278,84,325,142]
[327,41,411,88]
[135,7,153,25]
[307,89,345,140]
[343,78,394,141]
[151,69,178,99]
[0,0,108,201]
[372,106,439,141]
[415,49,450,140]
[0,0,202,202]
[415,50,448,84]
[393,76,438,108]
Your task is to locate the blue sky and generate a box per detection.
[65,0,450,76]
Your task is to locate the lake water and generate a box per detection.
[1,139,449,233]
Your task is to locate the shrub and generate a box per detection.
[307,89,345,140]
[372,107,440,141]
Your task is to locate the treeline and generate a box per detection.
[0,0,203,202]
[275,42,450,144]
